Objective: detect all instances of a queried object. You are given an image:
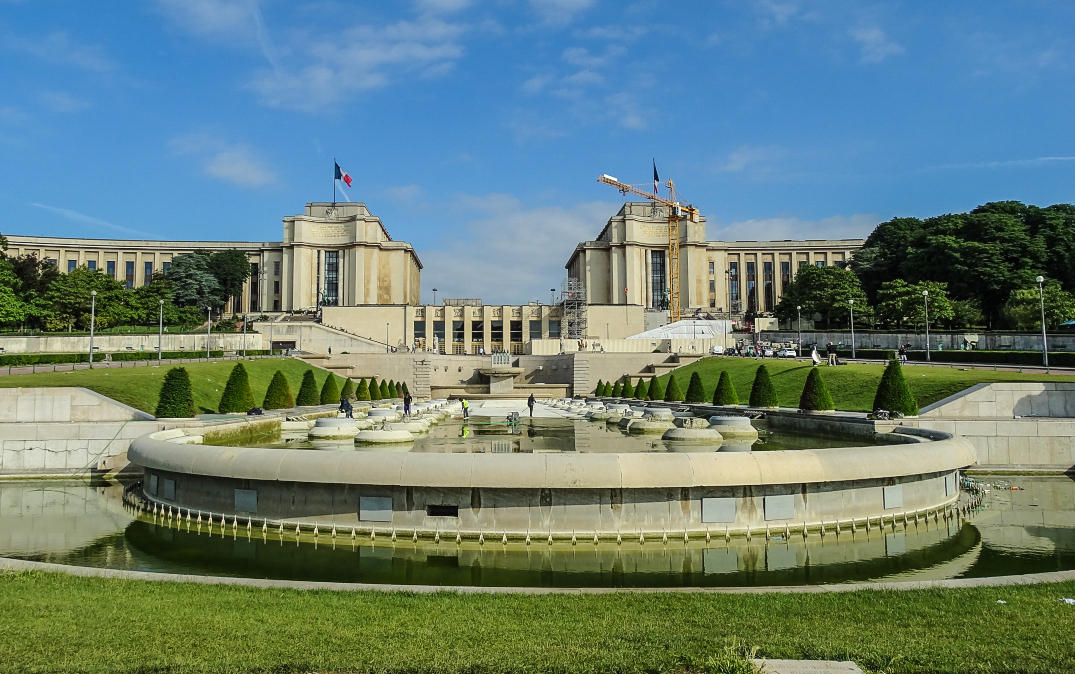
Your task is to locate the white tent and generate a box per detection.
[626,319,732,340]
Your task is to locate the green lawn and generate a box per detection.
[631,357,1075,412]
[1,570,1073,672]
[0,358,348,415]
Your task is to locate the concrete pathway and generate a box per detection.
[752,660,863,673]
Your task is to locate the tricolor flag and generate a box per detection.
[652,159,659,195]
[334,161,352,187]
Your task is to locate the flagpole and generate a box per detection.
[332,157,336,205]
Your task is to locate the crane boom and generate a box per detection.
[597,173,700,323]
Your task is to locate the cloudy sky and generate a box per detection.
[2,1,1073,303]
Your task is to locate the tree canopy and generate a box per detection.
[774,265,869,328]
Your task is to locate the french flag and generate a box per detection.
[334,161,352,187]
[652,159,659,195]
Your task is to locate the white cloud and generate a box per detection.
[169,133,276,188]
[416,0,471,14]
[4,31,114,72]
[717,145,787,173]
[756,0,800,27]
[39,90,90,113]
[604,92,646,130]
[561,45,625,69]
[30,203,154,238]
[719,213,878,241]
[924,156,1075,171]
[155,0,279,69]
[575,25,648,41]
[529,0,596,24]
[383,184,425,203]
[420,196,616,303]
[849,26,903,64]
[520,74,552,95]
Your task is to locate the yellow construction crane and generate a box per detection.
[597,173,700,324]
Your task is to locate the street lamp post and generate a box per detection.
[796,305,802,358]
[157,299,164,365]
[922,290,931,362]
[432,288,438,306]
[1037,275,1049,368]
[88,290,97,368]
[550,288,556,306]
[848,299,856,359]
[206,307,212,359]
[242,313,247,358]
[385,322,390,354]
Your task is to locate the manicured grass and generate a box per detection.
[642,357,1075,412]
[1,571,1073,672]
[0,358,347,415]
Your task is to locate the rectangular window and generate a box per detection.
[548,320,561,339]
[650,250,666,309]
[144,261,153,284]
[798,261,807,270]
[816,261,825,268]
[529,320,542,340]
[708,261,715,275]
[323,250,339,306]
[708,279,715,292]
[746,261,757,313]
[87,260,96,271]
[273,260,281,276]
[426,504,459,518]
[249,263,259,312]
[452,320,465,343]
[147,473,158,495]
[162,261,170,273]
[414,320,426,339]
[490,320,503,343]
[125,261,134,289]
[161,477,176,501]
[728,262,739,310]
[471,320,483,342]
[780,261,791,291]
[67,259,77,273]
[433,320,445,344]
[106,261,116,278]
[273,280,280,295]
[509,320,522,343]
[763,261,774,311]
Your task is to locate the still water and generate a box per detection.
[2,476,1072,587]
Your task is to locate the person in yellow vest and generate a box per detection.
[461,397,470,420]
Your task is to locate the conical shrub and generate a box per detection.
[379,379,390,399]
[647,376,664,401]
[611,380,623,397]
[263,370,294,410]
[296,370,320,406]
[320,373,341,404]
[712,370,739,405]
[594,379,605,395]
[799,368,835,411]
[389,380,399,398]
[749,365,778,408]
[685,371,705,403]
[368,377,381,400]
[156,366,195,418]
[218,363,255,413]
[621,377,634,398]
[873,359,919,416]
[634,378,649,400]
[603,381,614,396]
[664,374,685,402]
[401,382,410,396]
[355,378,371,401]
[340,378,355,400]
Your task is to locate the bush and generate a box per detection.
[340,378,355,400]
[379,379,390,399]
[873,359,919,416]
[155,367,195,418]
[594,379,605,396]
[799,368,835,411]
[748,365,778,408]
[388,380,399,398]
[685,372,705,403]
[647,376,664,401]
[712,371,739,405]
[664,374,685,402]
[603,381,614,396]
[611,380,623,397]
[401,382,410,396]
[634,378,649,400]
[296,370,320,406]
[368,377,381,400]
[263,370,295,410]
[218,363,255,413]
[354,378,371,401]
[320,373,341,404]
[621,377,635,398]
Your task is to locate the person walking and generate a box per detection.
[897,343,907,365]
[461,397,470,420]
[826,341,837,366]
[527,393,536,417]
[403,391,412,417]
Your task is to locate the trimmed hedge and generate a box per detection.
[620,377,634,398]
[295,370,320,406]
[749,365,778,408]
[388,381,399,398]
[873,359,919,416]
[320,374,341,404]
[837,348,1075,367]
[799,368,835,411]
[685,372,705,403]
[339,378,355,400]
[0,349,279,367]
[218,363,255,413]
[368,378,381,400]
[664,374,685,402]
[712,370,739,405]
[379,379,390,399]
[263,370,294,410]
[354,378,371,401]
[647,376,664,401]
[594,379,605,396]
[611,380,623,397]
[155,367,195,418]
[634,378,649,400]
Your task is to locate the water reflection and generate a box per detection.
[2,476,1074,587]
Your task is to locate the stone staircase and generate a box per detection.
[571,354,588,397]
[630,354,704,381]
[413,357,432,399]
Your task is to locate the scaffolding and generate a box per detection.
[560,278,587,339]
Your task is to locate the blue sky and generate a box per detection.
[2,0,1073,304]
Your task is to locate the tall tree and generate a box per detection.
[165,253,221,310]
[775,265,869,328]
[207,250,252,306]
[1003,280,1075,330]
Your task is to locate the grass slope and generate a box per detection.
[1,571,1073,672]
[651,357,1075,411]
[0,359,346,415]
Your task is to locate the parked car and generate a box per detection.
[776,347,798,358]
[760,347,774,357]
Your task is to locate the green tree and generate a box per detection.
[872,360,919,416]
[165,253,222,310]
[712,370,739,405]
[263,370,295,409]
[646,376,664,401]
[368,377,381,400]
[401,382,409,396]
[218,363,255,413]
[611,380,623,397]
[633,378,649,400]
[685,371,705,403]
[155,367,195,418]
[664,374,685,402]
[207,250,251,306]
[296,370,320,406]
[1003,280,1075,330]
[875,280,954,329]
[340,378,355,400]
[748,365,778,408]
[379,379,390,399]
[799,368,834,411]
[320,373,341,404]
[388,380,399,398]
[620,377,634,398]
[774,265,869,328]
[40,265,129,331]
[594,379,605,395]
[354,378,371,401]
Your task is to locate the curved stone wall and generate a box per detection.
[128,420,977,538]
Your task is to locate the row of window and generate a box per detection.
[60,258,172,289]
[413,319,562,343]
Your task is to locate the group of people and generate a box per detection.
[809,342,841,366]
